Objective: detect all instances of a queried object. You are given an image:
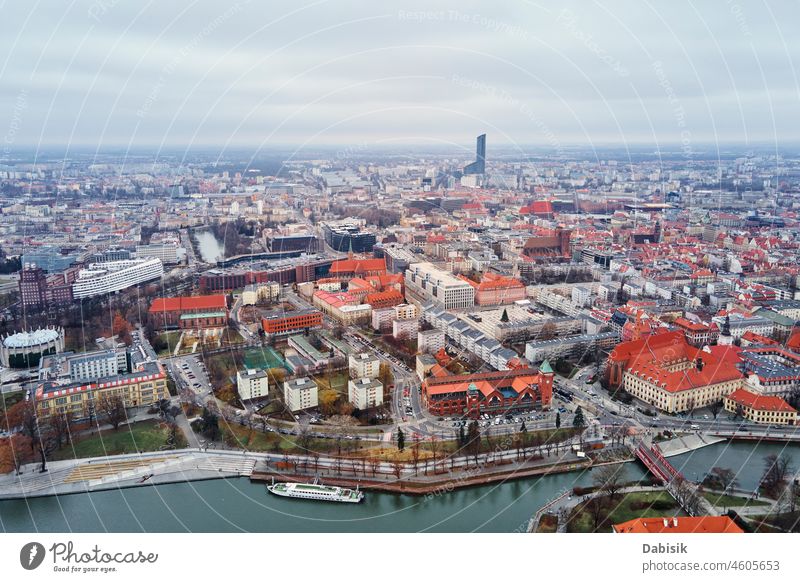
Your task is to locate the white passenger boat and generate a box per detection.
[266,478,364,503]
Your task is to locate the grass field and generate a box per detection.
[243,346,286,370]
[567,490,683,533]
[220,422,376,455]
[49,419,187,461]
[703,491,768,508]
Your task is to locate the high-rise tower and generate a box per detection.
[463,134,486,175]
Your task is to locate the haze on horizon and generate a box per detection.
[1,0,799,154]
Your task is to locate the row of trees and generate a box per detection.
[0,395,131,474]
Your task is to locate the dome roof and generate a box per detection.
[3,329,60,349]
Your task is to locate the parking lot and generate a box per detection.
[168,354,212,399]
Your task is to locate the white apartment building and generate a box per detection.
[72,258,164,299]
[66,349,127,382]
[417,328,445,354]
[348,377,384,410]
[349,352,381,379]
[571,285,593,307]
[283,377,319,412]
[392,317,419,340]
[236,368,269,401]
[371,307,394,331]
[136,243,179,264]
[404,262,474,310]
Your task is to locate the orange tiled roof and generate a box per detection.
[149,295,227,313]
[610,330,743,393]
[329,258,386,275]
[613,516,743,534]
[726,388,796,413]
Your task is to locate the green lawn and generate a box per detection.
[243,346,286,370]
[221,422,377,455]
[49,419,187,460]
[703,491,768,508]
[567,490,683,533]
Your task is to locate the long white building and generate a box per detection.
[72,258,164,299]
[404,262,474,309]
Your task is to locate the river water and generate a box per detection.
[1,442,797,532]
[194,230,224,263]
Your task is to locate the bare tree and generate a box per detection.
[429,436,441,473]
[97,394,127,431]
[761,454,793,499]
[593,463,628,500]
[389,457,404,481]
[368,456,380,477]
[586,497,607,532]
[46,411,73,449]
[410,439,421,476]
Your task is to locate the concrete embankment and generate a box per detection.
[0,450,256,500]
[657,433,726,458]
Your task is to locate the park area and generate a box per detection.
[49,419,187,461]
[566,490,682,532]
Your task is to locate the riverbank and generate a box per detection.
[1,441,796,532]
[0,450,255,500]
[252,455,592,496]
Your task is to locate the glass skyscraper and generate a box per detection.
[463,134,486,175]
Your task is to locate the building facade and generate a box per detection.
[72,258,164,299]
[283,377,319,412]
[348,377,384,410]
[236,368,269,401]
[422,367,553,418]
[724,388,796,425]
[261,309,323,337]
[405,262,475,309]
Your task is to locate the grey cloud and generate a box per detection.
[1,0,799,148]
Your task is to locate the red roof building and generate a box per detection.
[605,330,744,413]
[519,200,554,217]
[328,258,387,280]
[365,289,404,310]
[613,516,743,534]
[724,388,797,425]
[673,317,719,346]
[261,309,322,337]
[458,273,526,306]
[149,295,229,330]
[422,367,553,418]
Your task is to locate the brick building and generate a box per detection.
[149,295,229,330]
[422,366,553,418]
[262,309,323,337]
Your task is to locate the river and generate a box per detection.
[0,442,796,532]
[194,230,224,263]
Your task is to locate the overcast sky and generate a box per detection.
[1,0,799,153]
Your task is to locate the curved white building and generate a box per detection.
[1,327,65,368]
[72,258,163,299]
